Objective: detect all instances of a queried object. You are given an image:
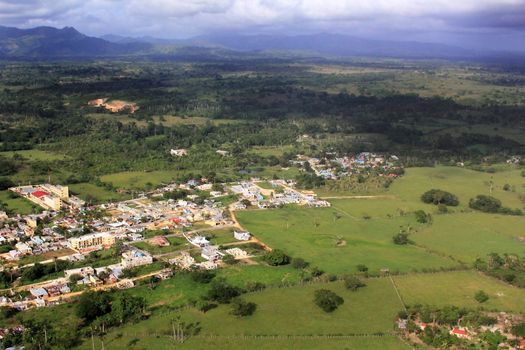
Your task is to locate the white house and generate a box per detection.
[234,230,251,241]
[170,149,188,157]
[201,245,223,261]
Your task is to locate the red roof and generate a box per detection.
[520,338,525,349]
[452,328,467,336]
[32,190,49,198]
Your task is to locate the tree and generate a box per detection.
[230,298,257,317]
[393,233,410,245]
[189,269,215,283]
[474,290,489,303]
[76,291,112,322]
[421,189,459,206]
[356,264,368,273]
[414,210,431,224]
[314,289,344,313]
[110,293,146,324]
[469,195,502,213]
[291,257,308,269]
[263,249,290,266]
[511,322,525,337]
[222,254,238,265]
[344,275,366,291]
[207,280,241,303]
[69,273,83,283]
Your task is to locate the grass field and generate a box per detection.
[75,278,407,350]
[0,190,37,215]
[389,166,525,210]
[100,170,180,189]
[132,236,189,255]
[0,149,68,161]
[69,183,129,203]
[394,271,525,312]
[237,205,458,274]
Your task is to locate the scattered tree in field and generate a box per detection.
[230,298,257,317]
[76,291,112,322]
[222,254,238,265]
[263,249,290,266]
[356,264,368,273]
[344,275,366,291]
[421,189,459,206]
[314,289,344,313]
[291,257,308,269]
[415,210,431,223]
[190,269,216,283]
[393,233,410,245]
[469,195,502,213]
[474,290,489,303]
[207,279,241,303]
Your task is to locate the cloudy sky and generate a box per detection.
[0,0,524,50]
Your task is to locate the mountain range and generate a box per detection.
[0,25,521,62]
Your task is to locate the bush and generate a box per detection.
[414,210,431,223]
[230,298,257,317]
[313,289,344,313]
[222,254,238,265]
[263,249,290,266]
[393,233,410,245]
[356,264,369,272]
[190,269,216,283]
[474,290,489,303]
[469,195,501,213]
[343,275,366,291]
[291,257,308,269]
[207,280,241,303]
[421,189,459,206]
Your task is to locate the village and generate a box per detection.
[0,173,337,313]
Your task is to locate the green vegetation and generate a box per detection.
[314,289,344,312]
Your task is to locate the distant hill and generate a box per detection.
[0,26,523,62]
[0,26,150,58]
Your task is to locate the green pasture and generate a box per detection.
[393,271,525,312]
[237,205,458,274]
[76,278,406,350]
[100,170,179,189]
[69,183,128,203]
[0,190,37,215]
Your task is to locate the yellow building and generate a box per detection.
[69,232,116,252]
[42,184,69,199]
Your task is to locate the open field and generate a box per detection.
[394,271,525,312]
[100,170,180,189]
[69,183,129,203]
[237,205,458,274]
[0,149,68,161]
[0,190,37,215]
[389,166,525,210]
[75,278,406,350]
[132,236,189,255]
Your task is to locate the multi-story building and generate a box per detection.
[69,232,116,252]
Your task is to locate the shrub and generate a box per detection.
[190,269,216,283]
[222,254,238,265]
[343,275,366,291]
[356,264,369,272]
[314,289,344,313]
[421,189,459,206]
[393,233,410,245]
[230,298,257,317]
[263,249,290,266]
[291,257,308,269]
[415,210,431,223]
[474,290,489,303]
[469,195,501,213]
[207,280,241,304]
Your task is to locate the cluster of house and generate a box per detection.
[0,325,24,342]
[398,313,525,349]
[230,180,330,209]
[170,148,229,158]
[0,212,71,262]
[292,152,402,180]
[9,184,84,211]
[169,229,252,270]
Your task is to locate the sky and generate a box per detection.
[0,0,524,50]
